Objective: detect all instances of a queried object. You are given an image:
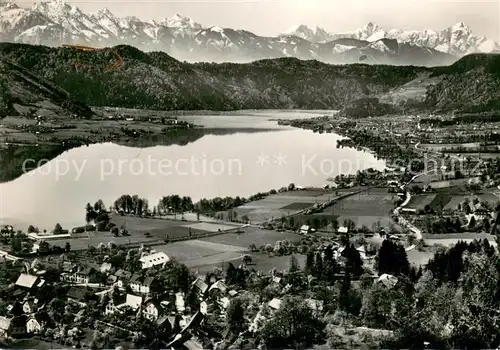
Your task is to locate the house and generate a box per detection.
[300,225,311,235]
[130,275,155,294]
[114,269,132,288]
[142,299,164,320]
[139,252,169,269]
[377,274,398,289]
[22,299,37,314]
[218,297,230,310]
[0,316,25,337]
[15,274,41,290]
[338,226,349,234]
[180,311,204,335]
[67,287,88,307]
[119,294,142,311]
[268,298,282,310]
[228,290,238,297]
[200,301,208,315]
[26,315,44,334]
[208,280,227,294]
[175,292,185,313]
[61,266,96,284]
[191,278,209,299]
[100,263,113,273]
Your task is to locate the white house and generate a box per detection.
[116,294,142,312]
[130,275,155,294]
[268,298,282,310]
[338,226,349,234]
[300,225,311,235]
[15,274,40,290]
[139,252,170,269]
[142,299,163,321]
[26,316,43,334]
[22,300,37,314]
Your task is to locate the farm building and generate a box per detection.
[139,252,170,269]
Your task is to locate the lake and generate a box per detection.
[0,110,386,231]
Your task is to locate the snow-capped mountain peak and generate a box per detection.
[163,14,202,30]
[1,0,498,65]
[282,24,333,43]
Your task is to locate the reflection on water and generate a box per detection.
[1,111,383,231]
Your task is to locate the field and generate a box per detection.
[232,189,344,224]
[110,215,241,240]
[420,143,481,151]
[405,194,436,211]
[199,227,302,249]
[443,192,500,211]
[150,226,302,273]
[48,230,161,250]
[318,188,399,230]
[154,240,245,270]
[423,233,497,247]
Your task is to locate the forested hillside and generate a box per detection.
[0,43,499,114]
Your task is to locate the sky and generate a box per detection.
[15,0,500,41]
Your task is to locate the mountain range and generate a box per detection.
[1,0,499,66]
[1,43,499,117]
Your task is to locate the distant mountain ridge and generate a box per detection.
[1,0,497,66]
[1,43,499,116]
[284,22,500,56]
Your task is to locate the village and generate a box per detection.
[3,110,500,348]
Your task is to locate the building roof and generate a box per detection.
[139,252,170,265]
[115,269,132,280]
[123,294,142,310]
[100,263,112,273]
[338,226,349,234]
[377,274,398,289]
[192,278,209,294]
[268,298,282,310]
[15,274,39,289]
[130,274,141,283]
[208,280,227,293]
[143,276,155,286]
[77,267,94,276]
[181,311,204,335]
[0,316,11,331]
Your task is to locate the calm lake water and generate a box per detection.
[0,110,385,231]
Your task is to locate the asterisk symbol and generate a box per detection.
[256,152,270,167]
[274,152,287,166]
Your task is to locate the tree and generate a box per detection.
[65,242,71,253]
[468,216,476,229]
[27,225,38,234]
[10,237,22,253]
[314,252,323,278]
[289,255,300,273]
[376,240,410,276]
[225,298,246,339]
[330,218,339,233]
[53,223,63,235]
[304,251,315,276]
[343,244,364,279]
[242,255,252,265]
[261,296,325,349]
